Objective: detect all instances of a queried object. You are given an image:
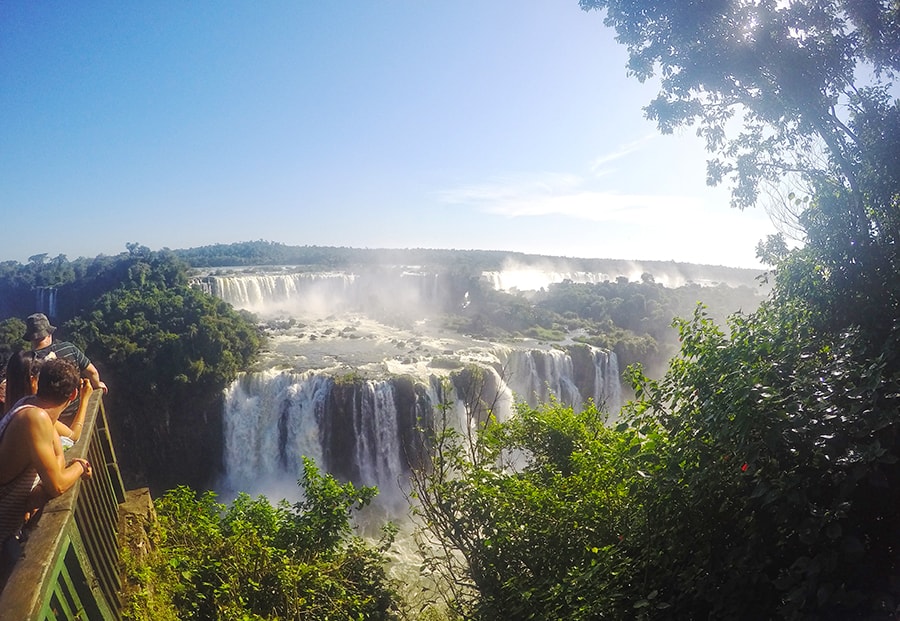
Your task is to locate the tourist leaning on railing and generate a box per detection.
[24,313,108,428]
[3,350,93,447]
[0,358,93,581]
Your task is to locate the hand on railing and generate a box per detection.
[68,458,93,480]
[19,450,93,529]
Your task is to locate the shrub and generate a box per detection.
[122,458,401,621]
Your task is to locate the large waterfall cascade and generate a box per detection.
[206,269,624,505]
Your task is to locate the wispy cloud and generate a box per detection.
[436,165,702,225]
[481,191,701,222]
[589,135,656,174]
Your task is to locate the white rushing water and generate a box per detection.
[205,269,623,510]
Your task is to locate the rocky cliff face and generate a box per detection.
[107,385,226,495]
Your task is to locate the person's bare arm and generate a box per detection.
[25,428,86,523]
[83,363,107,394]
[56,379,93,442]
[54,420,73,441]
[24,408,92,497]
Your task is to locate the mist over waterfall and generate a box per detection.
[205,269,450,318]
[204,268,623,506]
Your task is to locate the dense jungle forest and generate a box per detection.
[2,0,899,617]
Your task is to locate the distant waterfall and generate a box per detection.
[208,273,358,315]
[195,270,463,319]
[34,286,57,319]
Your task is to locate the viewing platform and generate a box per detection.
[0,391,127,620]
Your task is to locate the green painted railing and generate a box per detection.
[0,391,126,620]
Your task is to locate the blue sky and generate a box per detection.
[1,2,778,268]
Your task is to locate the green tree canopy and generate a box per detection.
[66,251,264,491]
[580,0,899,243]
[121,458,400,621]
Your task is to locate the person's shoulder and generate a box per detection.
[11,403,52,428]
[50,341,86,357]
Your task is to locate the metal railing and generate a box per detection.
[0,391,125,620]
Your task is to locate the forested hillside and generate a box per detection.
[172,240,762,287]
[0,247,263,492]
[453,275,762,377]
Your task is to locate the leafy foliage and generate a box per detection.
[0,317,26,370]
[71,253,260,396]
[617,299,900,619]
[413,292,900,619]
[63,251,263,491]
[411,391,645,619]
[408,24,900,609]
[122,458,401,621]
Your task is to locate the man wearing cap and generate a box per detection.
[24,314,107,423]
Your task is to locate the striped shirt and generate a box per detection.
[0,403,41,544]
[33,341,91,418]
[32,341,91,371]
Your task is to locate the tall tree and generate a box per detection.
[580,0,899,244]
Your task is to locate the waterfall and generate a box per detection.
[442,364,517,432]
[221,346,620,501]
[353,381,403,495]
[593,349,622,412]
[493,346,618,412]
[209,273,358,315]
[322,379,407,496]
[34,286,57,319]
[223,371,426,505]
[221,369,331,497]
[211,267,624,504]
